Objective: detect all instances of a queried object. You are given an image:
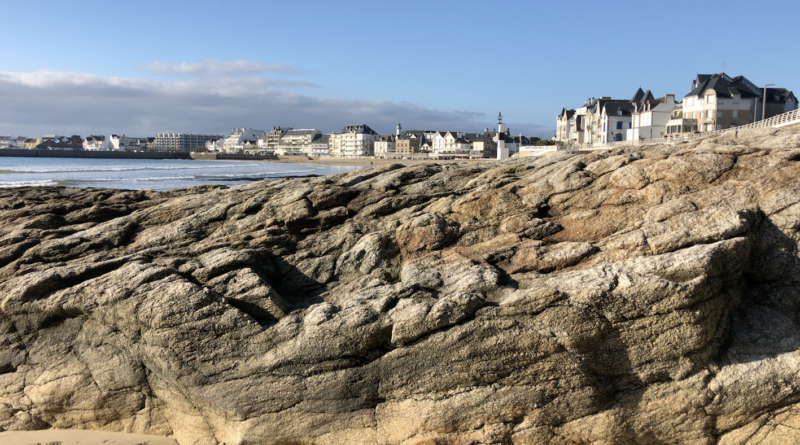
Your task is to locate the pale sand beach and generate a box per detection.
[0,429,177,445]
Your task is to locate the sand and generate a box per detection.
[0,429,178,445]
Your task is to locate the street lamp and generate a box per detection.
[762,84,775,122]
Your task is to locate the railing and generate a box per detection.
[575,108,800,150]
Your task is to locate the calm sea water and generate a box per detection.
[0,157,367,191]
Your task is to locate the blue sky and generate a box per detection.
[1,0,798,138]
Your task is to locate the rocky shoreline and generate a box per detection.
[1,126,800,444]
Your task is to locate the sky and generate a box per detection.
[1,0,798,139]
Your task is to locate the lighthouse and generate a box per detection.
[496,112,509,160]
[397,123,402,137]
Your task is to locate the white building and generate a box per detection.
[205,138,224,152]
[310,134,330,157]
[152,133,223,152]
[626,89,680,141]
[223,128,266,153]
[109,134,130,151]
[84,135,113,151]
[496,113,509,159]
[374,135,396,158]
[340,124,379,157]
[275,129,321,156]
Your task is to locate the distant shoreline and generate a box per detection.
[0,148,497,167]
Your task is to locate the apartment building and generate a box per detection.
[340,124,379,157]
[275,129,321,155]
[152,133,223,152]
[258,127,292,152]
[328,133,342,157]
[310,134,330,157]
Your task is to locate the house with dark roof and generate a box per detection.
[679,73,762,133]
[340,124,379,157]
[310,134,330,157]
[628,88,681,140]
[574,97,630,144]
[374,135,396,158]
[764,88,798,118]
[556,108,576,142]
[83,135,112,151]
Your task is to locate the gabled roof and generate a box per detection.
[685,73,761,99]
[631,87,646,103]
[603,102,634,116]
[765,88,797,103]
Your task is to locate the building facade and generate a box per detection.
[374,135,396,158]
[222,128,266,153]
[627,89,680,140]
[310,134,330,157]
[275,129,321,155]
[339,124,379,157]
[152,133,223,152]
[84,135,113,151]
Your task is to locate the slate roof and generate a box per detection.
[311,134,330,144]
[765,88,798,103]
[603,102,635,116]
[685,73,760,99]
[342,124,377,135]
[285,129,320,136]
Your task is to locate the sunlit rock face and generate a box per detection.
[2,126,800,444]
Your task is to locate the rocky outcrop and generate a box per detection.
[2,126,800,444]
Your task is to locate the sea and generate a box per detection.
[0,157,367,191]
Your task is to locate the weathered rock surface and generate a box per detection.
[2,126,800,444]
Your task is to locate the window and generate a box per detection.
[716,124,722,131]
[616,121,623,129]
[707,96,714,104]
[733,95,740,104]
[733,110,738,118]
[717,111,723,118]
[707,110,713,119]
[629,122,632,128]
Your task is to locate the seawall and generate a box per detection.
[0,149,190,159]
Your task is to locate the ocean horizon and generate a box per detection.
[0,157,366,191]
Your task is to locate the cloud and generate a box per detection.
[0,69,546,138]
[139,60,304,76]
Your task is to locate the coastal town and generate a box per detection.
[0,115,539,161]
[1,72,797,161]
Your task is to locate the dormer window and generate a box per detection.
[733,95,740,104]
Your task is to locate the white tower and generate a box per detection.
[397,123,402,137]
[496,112,509,160]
